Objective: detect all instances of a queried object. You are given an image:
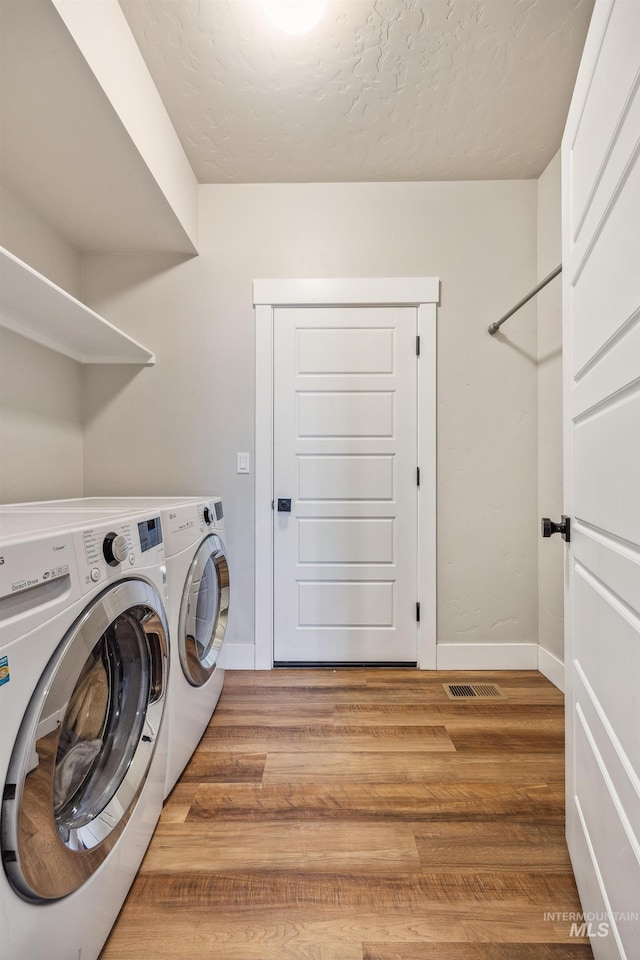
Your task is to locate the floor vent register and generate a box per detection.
[443,683,506,700]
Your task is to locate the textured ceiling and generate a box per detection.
[119,0,593,183]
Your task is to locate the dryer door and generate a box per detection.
[1,578,168,901]
[178,534,230,686]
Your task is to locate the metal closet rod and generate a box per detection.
[488,263,562,335]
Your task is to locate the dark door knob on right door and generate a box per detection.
[541,516,571,542]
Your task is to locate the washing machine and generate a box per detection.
[0,507,169,960]
[2,497,230,797]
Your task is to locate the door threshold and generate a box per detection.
[273,661,418,668]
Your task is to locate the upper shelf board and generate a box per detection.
[0,0,198,255]
[0,247,155,365]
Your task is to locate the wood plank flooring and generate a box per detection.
[100,669,593,960]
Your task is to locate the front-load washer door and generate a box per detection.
[178,534,229,686]
[1,578,168,902]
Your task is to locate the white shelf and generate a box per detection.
[0,248,155,366]
[1,0,198,255]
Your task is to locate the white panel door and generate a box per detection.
[562,2,640,957]
[273,306,418,663]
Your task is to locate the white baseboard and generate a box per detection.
[537,645,565,692]
[436,642,539,671]
[221,643,256,670]
[221,641,564,684]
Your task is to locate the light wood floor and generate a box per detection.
[100,669,593,960]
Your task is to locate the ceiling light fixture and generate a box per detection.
[262,0,328,35]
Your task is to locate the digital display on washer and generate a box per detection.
[138,516,163,552]
[214,501,224,521]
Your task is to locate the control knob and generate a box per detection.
[103,532,128,567]
[203,506,213,525]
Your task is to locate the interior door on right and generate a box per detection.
[562,2,640,957]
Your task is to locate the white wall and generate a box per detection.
[82,181,539,664]
[0,182,82,297]
[0,183,85,503]
[536,151,565,688]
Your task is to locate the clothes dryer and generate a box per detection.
[0,508,169,960]
[161,497,229,794]
[2,497,230,797]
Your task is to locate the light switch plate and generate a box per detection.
[237,452,250,474]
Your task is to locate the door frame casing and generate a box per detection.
[253,277,440,670]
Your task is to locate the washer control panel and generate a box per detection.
[137,515,163,553]
[76,515,164,594]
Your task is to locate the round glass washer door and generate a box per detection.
[178,534,230,687]
[1,578,168,902]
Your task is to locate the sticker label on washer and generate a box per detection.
[0,656,9,687]
[166,511,195,535]
[9,564,69,595]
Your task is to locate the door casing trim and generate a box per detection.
[253,277,440,669]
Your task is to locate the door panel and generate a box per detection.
[298,581,394,626]
[298,455,395,501]
[573,565,640,773]
[274,306,418,664]
[297,326,395,373]
[298,518,394,564]
[571,160,640,373]
[298,391,394,437]
[573,663,640,854]
[575,717,640,959]
[573,392,640,543]
[563,2,640,956]
[570,2,638,233]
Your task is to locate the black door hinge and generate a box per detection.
[416,602,421,622]
[417,467,420,487]
[416,335,421,356]
[271,500,274,510]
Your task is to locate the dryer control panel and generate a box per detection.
[199,498,224,532]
